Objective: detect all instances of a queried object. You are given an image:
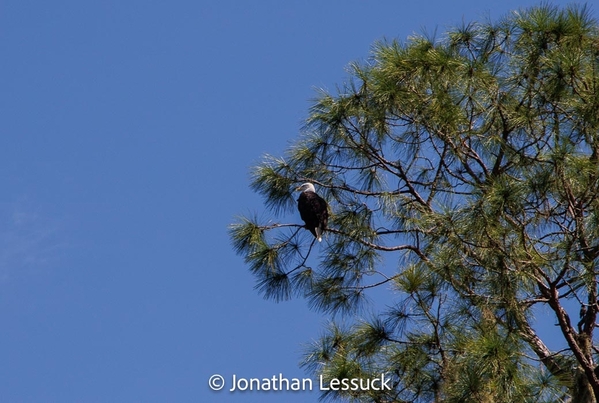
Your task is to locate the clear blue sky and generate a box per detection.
[0,1,584,402]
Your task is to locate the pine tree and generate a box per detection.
[231,4,599,402]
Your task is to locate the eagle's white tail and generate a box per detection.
[315,227,322,242]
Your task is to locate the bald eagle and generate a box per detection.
[296,183,328,242]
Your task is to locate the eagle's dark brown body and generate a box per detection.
[296,183,328,242]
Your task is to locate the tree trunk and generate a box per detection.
[572,369,595,403]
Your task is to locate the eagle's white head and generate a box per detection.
[296,183,316,193]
